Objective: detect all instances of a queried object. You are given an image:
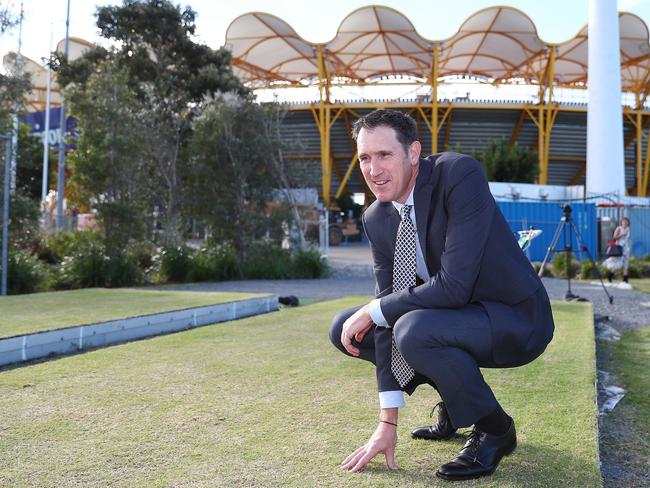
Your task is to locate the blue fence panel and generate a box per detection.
[496,201,597,262]
[627,207,650,257]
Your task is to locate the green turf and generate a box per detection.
[0,298,601,487]
[613,327,650,446]
[0,288,263,339]
[629,278,650,294]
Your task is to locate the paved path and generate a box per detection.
[160,241,649,332]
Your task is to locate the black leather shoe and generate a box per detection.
[411,401,457,441]
[435,420,516,481]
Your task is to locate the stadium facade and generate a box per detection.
[225,5,650,205]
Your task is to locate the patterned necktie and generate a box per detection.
[391,204,416,388]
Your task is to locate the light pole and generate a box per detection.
[2,134,13,296]
[56,0,71,231]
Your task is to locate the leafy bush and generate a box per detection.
[61,243,108,288]
[532,261,553,277]
[42,230,104,264]
[475,137,538,183]
[626,260,640,279]
[3,251,49,294]
[629,257,650,278]
[161,246,193,282]
[241,242,327,280]
[125,240,158,271]
[104,254,144,287]
[552,253,580,279]
[291,248,328,278]
[188,244,239,282]
[243,242,292,279]
[580,260,608,280]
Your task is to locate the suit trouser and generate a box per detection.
[329,303,501,428]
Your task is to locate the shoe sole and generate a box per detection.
[411,432,457,441]
[435,442,516,481]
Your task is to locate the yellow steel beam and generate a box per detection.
[537,106,545,183]
[330,107,345,128]
[316,46,332,206]
[444,107,453,150]
[643,123,650,195]
[431,43,440,154]
[569,164,586,185]
[539,46,556,185]
[510,110,527,145]
[323,107,332,205]
[624,112,650,148]
[417,106,432,132]
[637,111,643,195]
[335,154,359,200]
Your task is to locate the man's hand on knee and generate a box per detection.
[341,304,373,357]
[340,421,398,472]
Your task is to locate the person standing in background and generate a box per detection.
[609,217,631,283]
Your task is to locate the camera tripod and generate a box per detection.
[538,204,613,304]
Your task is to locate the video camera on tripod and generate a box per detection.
[538,204,613,304]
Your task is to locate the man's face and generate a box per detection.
[357,125,421,203]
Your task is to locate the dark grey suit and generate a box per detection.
[330,152,554,427]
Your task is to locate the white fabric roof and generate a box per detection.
[225,5,650,94]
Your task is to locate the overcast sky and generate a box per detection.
[1,0,650,68]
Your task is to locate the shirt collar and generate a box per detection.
[392,186,415,214]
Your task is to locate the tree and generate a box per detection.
[188,93,280,267]
[475,138,538,183]
[66,63,148,256]
[55,0,246,246]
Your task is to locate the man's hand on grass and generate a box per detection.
[340,303,373,356]
[340,421,398,472]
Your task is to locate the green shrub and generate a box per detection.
[43,230,104,263]
[243,242,292,279]
[61,243,108,288]
[104,254,144,287]
[629,257,650,278]
[552,253,580,279]
[241,243,327,280]
[626,260,641,279]
[291,248,327,278]
[3,251,49,294]
[532,261,553,278]
[188,244,239,282]
[125,240,158,271]
[161,246,193,282]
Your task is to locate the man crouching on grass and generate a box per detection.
[329,109,554,481]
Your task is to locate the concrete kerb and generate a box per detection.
[0,295,278,367]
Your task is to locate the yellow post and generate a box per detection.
[538,106,545,184]
[316,46,332,206]
[431,43,440,155]
[636,111,642,195]
[540,47,556,185]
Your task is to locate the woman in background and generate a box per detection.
[607,217,631,283]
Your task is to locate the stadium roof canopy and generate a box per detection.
[225,5,650,97]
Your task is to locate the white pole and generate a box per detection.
[9,1,24,194]
[41,25,53,207]
[56,0,71,231]
[586,0,626,199]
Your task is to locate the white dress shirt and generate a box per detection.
[367,187,430,408]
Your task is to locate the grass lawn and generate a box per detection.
[613,327,650,454]
[0,288,263,339]
[0,298,601,487]
[629,278,650,294]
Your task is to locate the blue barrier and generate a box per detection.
[496,201,598,262]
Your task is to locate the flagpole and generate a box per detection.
[55,0,70,231]
[41,24,53,208]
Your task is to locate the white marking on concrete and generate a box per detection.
[0,296,278,367]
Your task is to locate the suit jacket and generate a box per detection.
[362,152,553,394]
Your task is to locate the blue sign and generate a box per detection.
[20,108,78,150]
